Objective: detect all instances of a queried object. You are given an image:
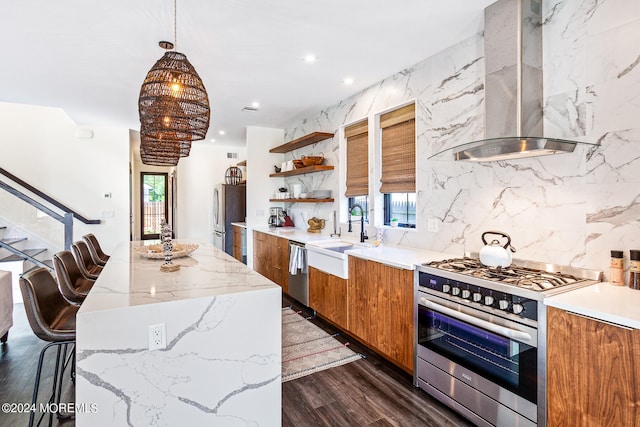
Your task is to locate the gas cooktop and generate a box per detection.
[420,257,603,299]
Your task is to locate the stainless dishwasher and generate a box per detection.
[288,241,308,306]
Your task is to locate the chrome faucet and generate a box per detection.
[348,204,368,243]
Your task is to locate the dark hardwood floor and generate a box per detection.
[282,295,474,427]
[1,299,473,426]
[0,303,74,427]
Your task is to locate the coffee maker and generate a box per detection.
[268,207,284,227]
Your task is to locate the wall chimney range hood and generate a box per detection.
[442,0,591,162]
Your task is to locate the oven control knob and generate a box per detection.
[512,303,524,315]
[473,292,482,302]
[461,289,471,299]
[442,284,451,293]
[484,295,494,306]
[498,300,509,310]
[451,287,461,296]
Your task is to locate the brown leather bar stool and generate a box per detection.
[82,233,110,266]
[53,251,95,305]
[20,267,77,427]
[71,240,103,280]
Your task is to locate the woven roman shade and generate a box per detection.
[344,120,369,197]
[379,104,415,193]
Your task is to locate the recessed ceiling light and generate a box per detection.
[304,54,317,63]
[219,130,225,135]
[210,139,216,143]
[251,101,260,108]
[343,77,354,85]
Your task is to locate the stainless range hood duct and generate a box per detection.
[453,0,579,161]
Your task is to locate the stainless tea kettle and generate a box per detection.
[479,231,516,268]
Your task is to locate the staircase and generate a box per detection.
[0,167,101,303]
[0,225,53,304]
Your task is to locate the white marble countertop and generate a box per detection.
[231,222,247,228]
[251,226,331,244]
[78,240,280,314]
[252,226,455,270]
[545,282,640,329]
[346,245,457,270]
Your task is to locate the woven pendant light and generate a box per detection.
[140,142,180,166]
[138,0,210,166]
[141,135,191,158]
[138,50,210,142]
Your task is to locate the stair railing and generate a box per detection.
[0,167,100,251]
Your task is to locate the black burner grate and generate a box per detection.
[424,257,583,291]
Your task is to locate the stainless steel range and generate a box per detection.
[415,257,602,427]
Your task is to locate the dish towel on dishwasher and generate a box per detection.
[289,245,307,275]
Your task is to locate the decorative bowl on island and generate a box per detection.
[136,242,199,259]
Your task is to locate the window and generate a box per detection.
[384,193,416,228]
[344,119,369,222]
[349,195,369,223]
[380,103,415,228]
[140,172,169,240]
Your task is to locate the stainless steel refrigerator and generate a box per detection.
[213,183,246,255]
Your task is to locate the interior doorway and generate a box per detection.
[140,172,169,240]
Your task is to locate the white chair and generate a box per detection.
[0,270,13,342]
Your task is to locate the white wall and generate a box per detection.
[245,126,284,267]
[176,142,246,243]
[0,102,130,253]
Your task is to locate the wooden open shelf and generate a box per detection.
[269,198,334,203]
[269,131,334,153]
[236,160,246,166]
[269,165,333,177]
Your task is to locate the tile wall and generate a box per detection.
[279,0,640,278]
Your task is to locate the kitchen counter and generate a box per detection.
[545,282,640,329]
[76,241,281,426]
[231,221,247,228]
[251,226,330,244]
[252,226,455,269]
[346,245,456,270]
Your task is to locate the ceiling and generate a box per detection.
[0,0,495,147]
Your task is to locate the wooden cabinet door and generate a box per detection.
[376,263,414,373]
[252,231,265,276]
[269,235,289,293]
[232,226,242,262]
[547,307,640,427]
[309,267,347,329]
[348,256,375,344]
[252,231,272,280]
[252,231,289,291]
[276,235,289,293]
[348,256,414,373]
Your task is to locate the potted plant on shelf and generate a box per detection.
[390,218,399,227]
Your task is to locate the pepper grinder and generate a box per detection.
[629,250,640,290]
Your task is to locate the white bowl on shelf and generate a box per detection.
[310,190,331,199]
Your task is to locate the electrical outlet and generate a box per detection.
[148,323,166,350]
[427,219,439,233]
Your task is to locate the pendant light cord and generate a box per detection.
[173,0,177,50]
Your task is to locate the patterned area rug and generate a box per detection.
[282,307,363,382]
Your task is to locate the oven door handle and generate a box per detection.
[420,298,533,343]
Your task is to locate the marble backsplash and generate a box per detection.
[279,0,640,279]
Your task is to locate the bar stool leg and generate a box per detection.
[29,340,75,427]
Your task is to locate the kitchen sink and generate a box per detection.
[306,239,373,279]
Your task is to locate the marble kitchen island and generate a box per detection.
[75,241,281,426]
